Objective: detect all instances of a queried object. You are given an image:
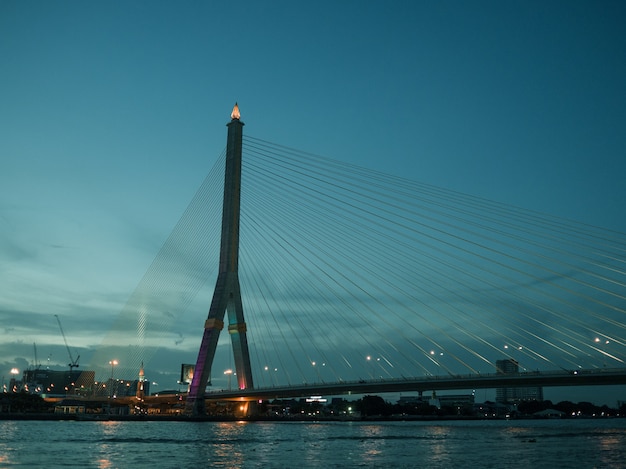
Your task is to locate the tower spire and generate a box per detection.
[231,102,240,120]
[136,361,145,400]
[186,105,254,415]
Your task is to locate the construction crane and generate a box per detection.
[33,342,41,369]
[54,314,80,371]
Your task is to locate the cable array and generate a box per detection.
[90,135,626,391]
[239,136,626,386]
[89,149,226,385]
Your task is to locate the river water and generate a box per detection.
[1,418,625,468]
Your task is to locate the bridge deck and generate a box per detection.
[202,368,626,401]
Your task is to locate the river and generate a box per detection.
[1,418,625,468]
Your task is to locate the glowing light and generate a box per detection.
[231,103,240,120]
[306,396,327,403]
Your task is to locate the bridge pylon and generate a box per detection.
[186,104,254,415]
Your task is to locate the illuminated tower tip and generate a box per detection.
[231,103,240,120]
[136,361,145,400]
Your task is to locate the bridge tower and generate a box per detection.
[186,104,254,415]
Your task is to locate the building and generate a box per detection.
[20,365,150,399]
[54,399,86,415]
[398,393,474,414]
[93,378,150,398]
[495,358,543,404]
[21,369,95,397]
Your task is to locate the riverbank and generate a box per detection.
[1,412,622,422]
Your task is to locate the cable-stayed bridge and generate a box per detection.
[88,109,626,410]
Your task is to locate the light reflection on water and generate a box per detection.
[211,421,247,467]
[358,424,385,463]
[0,419,625,468]
[428,425,451,466]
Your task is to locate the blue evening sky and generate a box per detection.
[1,1,625,403]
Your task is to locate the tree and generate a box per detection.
[554,401,576,416]
[517,400,552,415]
[357,395,391,417]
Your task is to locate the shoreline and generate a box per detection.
[1,413,622,422]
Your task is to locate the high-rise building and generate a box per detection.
[495,358,543,403]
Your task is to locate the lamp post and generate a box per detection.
[594,337,609,367]
[366,355,372,379]
[224,369,233,391]
[109,360,118,398]
[10,368,19,392]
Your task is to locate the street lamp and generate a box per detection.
[10,368,19,392]
[224,369,233,391]
[594,338,610,367]
[109,360,118,398]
